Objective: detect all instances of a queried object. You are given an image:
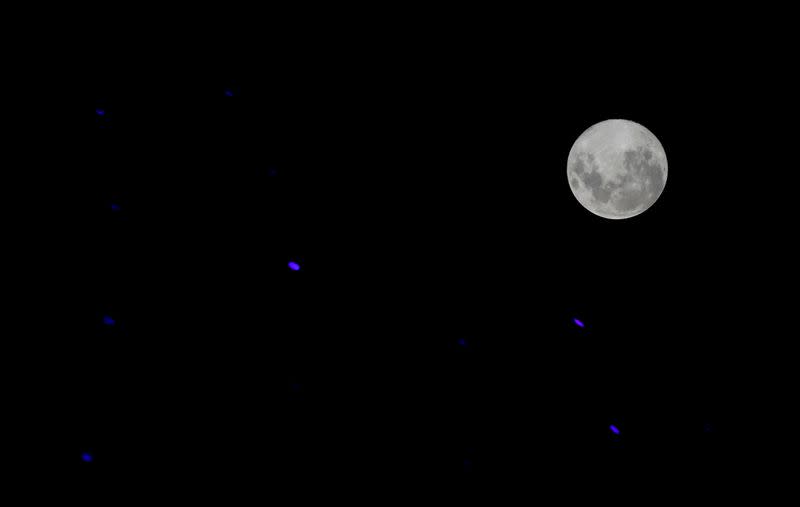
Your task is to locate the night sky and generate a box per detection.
[20,16,796,498]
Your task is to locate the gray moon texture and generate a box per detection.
[567,119,668,219]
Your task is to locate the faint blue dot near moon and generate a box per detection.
[568,119,668,219]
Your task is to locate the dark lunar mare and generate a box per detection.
[572,156,585,175]
[615,147,665,212]
[570,152,598,176]
[571,152,613,203]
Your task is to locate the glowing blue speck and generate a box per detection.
[82,453,93,462]
[610,425,620,435]
[288,262,300,271]
[111,204,120,211]
[573,318,584,328]
[102,316,115,326]
[96,109,105,116]
[224,89,234,97]
[458,338,467,347]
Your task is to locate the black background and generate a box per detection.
[20,11,797,498]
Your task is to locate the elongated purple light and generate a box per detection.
[610,425,620,435]
[573,318,584,328]
[288,261,301,271]
[103,315,115,326]
[96,109,105,116]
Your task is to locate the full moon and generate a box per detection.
[567,119,668,219]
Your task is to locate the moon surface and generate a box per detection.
[567,119,668,219]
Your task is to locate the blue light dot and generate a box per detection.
[573,318,584,328]
[610,425,620,435]
[82,453,93,463]
[224,89,234,97]
[102,315,116,326]
[288,261,301,271]
[458,338,467,347]
[111,204,121,211]
[95,109,105,116]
